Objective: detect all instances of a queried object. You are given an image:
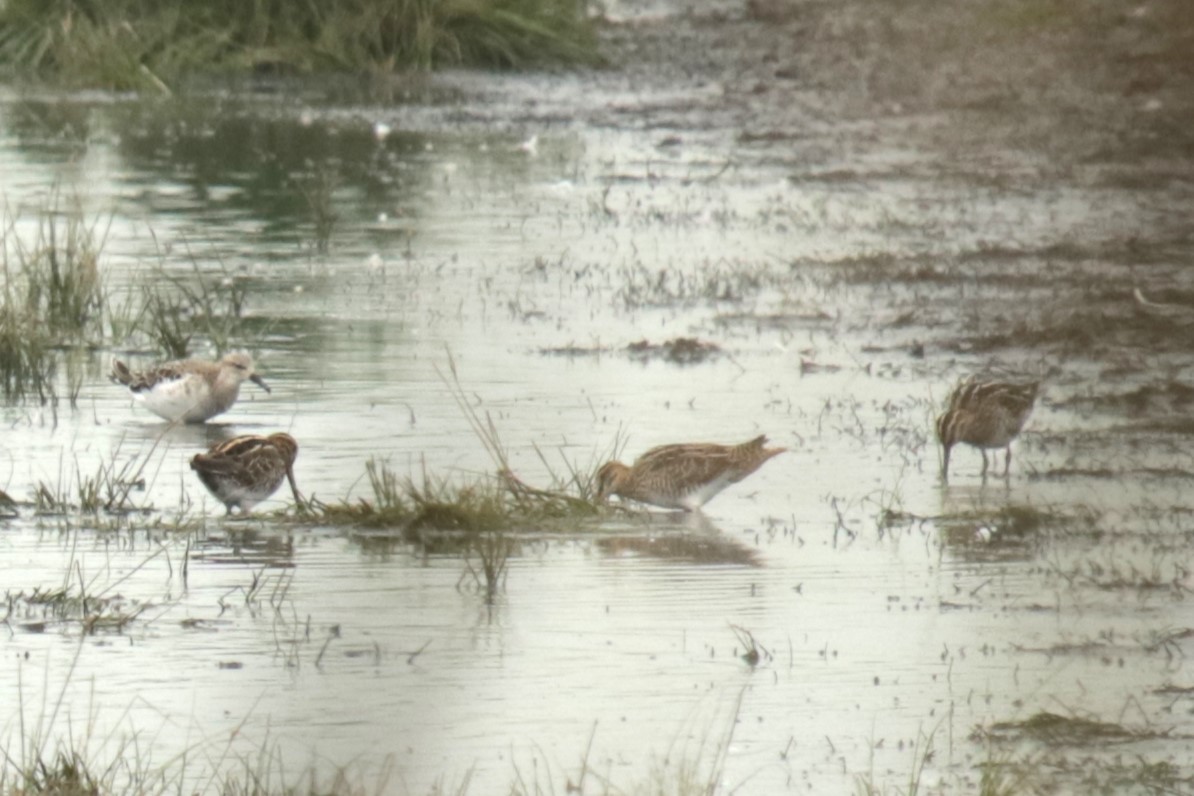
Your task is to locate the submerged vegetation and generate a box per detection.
[0,0,600,90]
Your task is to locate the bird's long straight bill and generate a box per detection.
[286,467,304,508]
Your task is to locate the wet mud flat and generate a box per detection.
[587,0,1194,442]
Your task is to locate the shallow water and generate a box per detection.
[2,8,1194,794]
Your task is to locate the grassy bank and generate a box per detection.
[0,0,600,91]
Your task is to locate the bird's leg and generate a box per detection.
[1004,446,1012,476]
[980,450,989,477]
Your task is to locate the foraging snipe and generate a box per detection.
[596,434,785,511]
[111,353,270,424]
[191,433,301,514]
[937,376,1039,480]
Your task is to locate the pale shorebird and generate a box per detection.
[190,433,301,514]
[937,376,1039,480]
[596,435,786,511]
[111,353,270,423]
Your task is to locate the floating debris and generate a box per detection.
[538,337,721,365]
[1134,287,1194,325]
[982,711,1165,745]
[627,337,720,365]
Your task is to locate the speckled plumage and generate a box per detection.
[596,435,785,511]
[191,433,301,514]
[111,352,270,423]
[937,376,1039,480]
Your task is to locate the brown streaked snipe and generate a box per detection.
[936,376,1039,480]
[596,434,785,511]
[111,352,270,424]
[190,433,301,514]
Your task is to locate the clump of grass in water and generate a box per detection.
[313,353,607,533]
[134,249,254,358]
[12,750,103,795]
[407,473,515,533]
[460,530,514,604]
[140,285,195,360]
[0,0,599,90]
[730,624,770,668]
[0,198,112,404]
[294,166,340,253]
[854,725,937,796]
[975,744,1026,796]
[856,724,1034,796]
[0,306,54,403]
[10,208,106,336]
[979,711,1170,766]
[8,578,148,634]
[31,439,162,519]
[439,352,616,511]
[311,457,411,529]
[509,689,747,795]
[315,457,589,535]
[930,502,1074,552]
[614,259,778,310]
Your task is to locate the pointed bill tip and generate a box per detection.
[250,374,271,393]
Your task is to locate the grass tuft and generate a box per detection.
[135,252,254,358]
[22,749,102,795]
[313,456,599,536]
[313,354,606,534]
[32,442,158,518]
[294,166,340,253]
[0,197,110,404]
[459,530,514,603]
[854,725,937,796]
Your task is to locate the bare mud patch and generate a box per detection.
[540,335,722,364]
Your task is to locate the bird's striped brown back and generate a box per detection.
[598,434,784,509]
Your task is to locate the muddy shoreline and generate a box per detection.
[588,0,1194,410]
[601,0,1194,162]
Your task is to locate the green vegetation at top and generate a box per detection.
[0,0,601,90]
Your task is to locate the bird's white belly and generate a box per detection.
[136,376,210,423]
[677,474,735,511]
